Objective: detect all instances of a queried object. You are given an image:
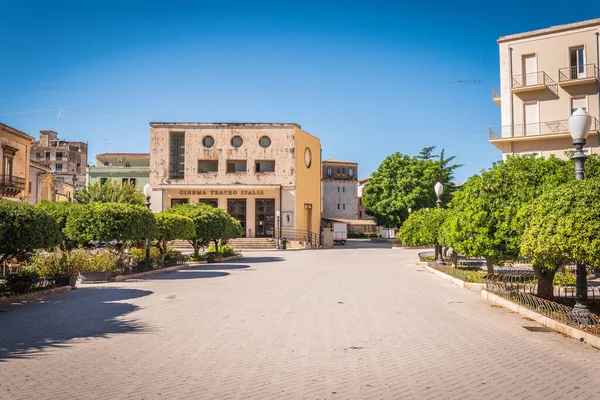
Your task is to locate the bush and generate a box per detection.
[36,201,81,248]
[128,246,160,261]
[153,212,195,265]
[32,249,87,277]
[5,268,39,286]
[553,270,576,287]
[206,244,236,257]
[78,250,120,273]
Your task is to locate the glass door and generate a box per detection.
[255,199,275,237]
[227,199,246,237]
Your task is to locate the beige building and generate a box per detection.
[149,122,321,239]
[29,161,75,204]
[321,159,358,220]
[31,130,88,190]
[490,18,600,158]
[0,122,34,202]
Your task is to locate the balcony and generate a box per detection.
[489,118,599,141]
[558,64,599,87]
[511,72,558,95]
[0,175,26,197]
[492,86,501,105]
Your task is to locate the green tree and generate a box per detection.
[166,203,243,256]
[36,201,81,249]
[75,180,144,205]
[441,155,572,274]
[65,202,155,257]
[397,208,447,258]
[153,213,196,265]
[363,150,457,228]
[0,200,61,264]
[521,179,600,299]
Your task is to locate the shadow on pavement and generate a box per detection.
[144,269,229,280]
[239,256,284,263]
[0,287,152,361]
[196,264,251,271]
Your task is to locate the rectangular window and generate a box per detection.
[35,152,41,160]
[342,204,346,210]
[337,168,340,174]
[169,131,185,179]
[349,168,354,177]
[255,160,275,173]
[45,152,51,160]
[337,186,340,192]
[327,167,332,177]
[55,152,63,160]
[227,160,247,173]
[571,96,587,114]
[199,199,219,207]
[76,163,81,173]
[104,162,110,166]
[28,182,31,193]
[122,178,131,185]
[570,47,585,79]
[337,204,340,210]
[343,187,346,192]
[125,162,131,167]
[55,163,63,172]
[171,198,189,207]
[100,178,107,185]
[198,160,219,173]
[130,178,136,186]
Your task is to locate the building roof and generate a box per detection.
[323,217,377,226]
[322,158,358,165]
[30,160,52,172]
[150,122,301,129]
[498,18,600,43]
[0,122,35,141]
[96,153,150,159]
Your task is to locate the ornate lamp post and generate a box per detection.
[568,108,592,314]
[434,181,444,264]
[143,183,153,262]
[275,210,281,249]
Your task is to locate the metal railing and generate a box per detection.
[280,228,321,247]
[0,275,72,299]
[489,117,599,140]
[558,64,599,82]
[511,71,558,93]
[492,86,501,100]
[486,274,600,335]
[0,175,26,190]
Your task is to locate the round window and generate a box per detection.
[203,136,215,148]
[231,136,243,148]
[304,147,312,168]
[259,136,271,148]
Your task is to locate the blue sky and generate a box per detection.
[1,0,598,182]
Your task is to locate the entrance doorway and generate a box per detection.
[227,199,247,237]
[255,199,275,237]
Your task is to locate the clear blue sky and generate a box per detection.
[1,0,598,182]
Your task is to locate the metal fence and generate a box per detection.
[0,275,72,299]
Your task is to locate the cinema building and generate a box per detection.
[148,122,321,239]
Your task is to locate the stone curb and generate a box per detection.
[482,289,600,350]
[0,285,72,304]
[424,265,485,291]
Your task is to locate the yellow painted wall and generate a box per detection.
[294,128,321,234]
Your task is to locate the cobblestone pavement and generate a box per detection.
[1,244,599,400]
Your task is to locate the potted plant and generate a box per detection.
[79,250,119,283]
[31,250,85,289]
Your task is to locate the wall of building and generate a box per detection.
[294,128,321,234]
[28,164,53,204]
[322,180,358,219]
[88,155,150,190]
[32,131,88,189]
[0,124,33,202]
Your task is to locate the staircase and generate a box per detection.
[169,240,195,255]
[228,238,277,251]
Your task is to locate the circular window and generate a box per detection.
[203,136,215,148]
[259,136,271,148]
[231,136,243,148]
[304,147,312,168]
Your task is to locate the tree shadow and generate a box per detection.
[0,287,152,361]
[143,270,229,280]
[197,264,251,271]
[239,256,284,263]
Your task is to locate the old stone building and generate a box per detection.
[31,130,88,190]
[0,122,34,202]
[149,122,321,239]
[321,159,359,220]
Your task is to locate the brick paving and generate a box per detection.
[1,243,599,400]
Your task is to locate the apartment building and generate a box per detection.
[149,122,321,238]
[0,122,34,201]
[490,18,600,158]
[321,159,359,220]
[87,153,150,190]
[31,130,88,190]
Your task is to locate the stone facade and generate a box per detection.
[31,130,88,190]
[87,153,150,190]
[0,122,34,202]
[149,123,321,237]
[321,159,358,220]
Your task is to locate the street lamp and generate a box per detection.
[408,207,412,214]
[568,108,592,314]
[143,183,152,262]
[434,181,444,264]
[275,210,281,249]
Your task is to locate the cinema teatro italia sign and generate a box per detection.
[178,189,266,196]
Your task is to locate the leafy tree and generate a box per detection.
[521,179,600,299]
[36,201,81,249]
[397,208,447,258]
[65,202,155,257]
[441,155,572,274]
[153,213,196,265]
[75,180,144,205]
[166,203,243,256]
[0,200,61,265]
[362,151,457,228]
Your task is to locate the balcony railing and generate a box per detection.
[558,64,599,83]
[489,117,599,140]
[0,175,26,197]
[511,71,558,94]
[492,86,501,101]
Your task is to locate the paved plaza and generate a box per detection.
[1,243,599,400]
